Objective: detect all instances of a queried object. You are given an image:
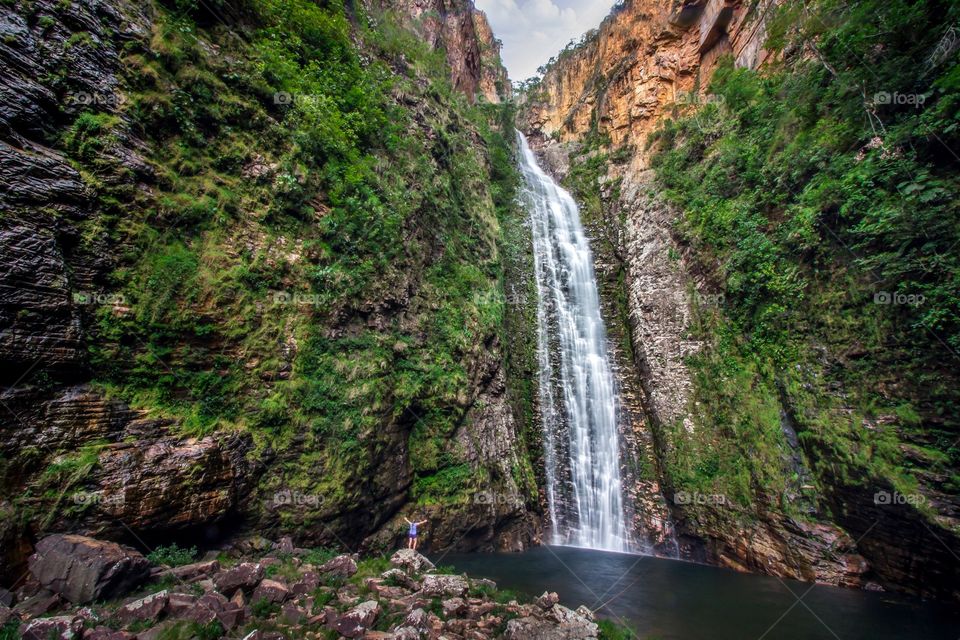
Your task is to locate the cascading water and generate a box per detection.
[517,131,628,552]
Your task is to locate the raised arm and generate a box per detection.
[404,517,412,524]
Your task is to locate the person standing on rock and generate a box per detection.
[405,516,428,550]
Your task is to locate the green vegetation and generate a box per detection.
[649,0,960,519]
[597,618,639,640]
[147,543,198,567]
[20,0,539,533]
[251,597,280,618]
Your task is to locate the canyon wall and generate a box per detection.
[520,0,960,600]
[0,0,535,587]
[369,0,508,103]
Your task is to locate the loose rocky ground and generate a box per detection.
[0,535,605,640]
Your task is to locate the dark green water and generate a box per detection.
[440,546,960,640]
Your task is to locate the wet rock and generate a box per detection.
[251,579,290,604]
[318,554,357,578]
[212,562,264,594]
[334,599,380,638]
[421,574,469,597]
[28,535,149,604]
[115,590,168,625]
[0,586,13,607]
[390,549,435,574]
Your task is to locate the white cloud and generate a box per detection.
[476,0,614,80]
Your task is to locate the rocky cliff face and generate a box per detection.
[520,0,959,600]
[0,0,534,588]
[524,0,776,154]
[368,0,508,102]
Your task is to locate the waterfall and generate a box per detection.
[517,131,628,552]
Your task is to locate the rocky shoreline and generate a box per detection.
[1,535,607,640]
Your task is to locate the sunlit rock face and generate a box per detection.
[520,0,960,602]
[367,0,508,102]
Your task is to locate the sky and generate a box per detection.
[475,0,616,81]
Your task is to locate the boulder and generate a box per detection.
[83,627,135,640]
[280,602,306,625]
[421,574,469,597]
[276,536,295,554]
[241,631,285,640]
[212,562,264,593]
[318,554,357,578]
[185,592,229,625]
[28,535,150,604]
[441,597,468,617]
[12,590,61,617]
[504,604,599,640]
[471,577,496,591]
[381,568,420,589]
[535,591,560,610]
[291,571,320,596]
[217,602,245,631]
[19,615,83,640]
[164,592,198,617]
[115,590,168,625]
[390,549,435,574]
[334,599,380,638]
[251,578,290,604]
[158,559,219,583]
[403,607,430,630]
[393,626,422,640]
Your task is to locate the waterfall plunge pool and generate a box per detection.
[441,546,960,640]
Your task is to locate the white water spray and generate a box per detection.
[518,131,628,552]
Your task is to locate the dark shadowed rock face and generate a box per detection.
[28,534,150,604]
[0,0,536,583]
